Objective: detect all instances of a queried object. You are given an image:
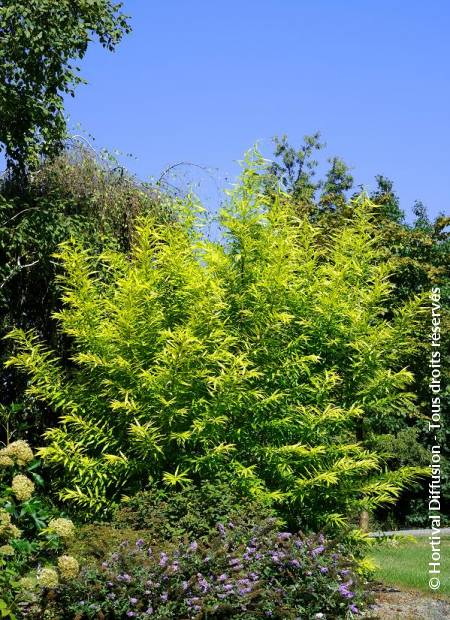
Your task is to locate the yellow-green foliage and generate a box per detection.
[6,151,427,526]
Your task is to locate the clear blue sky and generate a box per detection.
[65,0,450,219]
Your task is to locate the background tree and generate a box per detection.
[319,156,354,212]
[0,0,131,176]
[0,1,134,442]
[267,133,322,215]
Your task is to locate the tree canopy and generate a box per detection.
[0,1,131,175]
[7,152,426,526]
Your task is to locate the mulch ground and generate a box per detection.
[363,584,450,619]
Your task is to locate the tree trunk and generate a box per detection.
[359,509,370,532]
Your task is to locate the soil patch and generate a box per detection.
[364,585,450,619]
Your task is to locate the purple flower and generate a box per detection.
[197,574,209,593]
[129,598,138,605]
[181,580,189,591]
[217,523,226,536]
[243,545,257,559]
[339,583,354,599]
[106,593,116,600]
[111,552,120,561]
[101,561,109,569]
[188,541,198,552]
[136,538,145,548]
[160,591,168,602]
[277,532,292,540]
[229,557,241,566]
[159,552,168,566]
[349,604,359,614]
[126,613,136,618]
[217,573,228,582]
[311,545,325,556]
[290,559,300,568]
[320,566,329,574]
[117,573,132,583]
[145,607,153,615]
[223,584,234,591]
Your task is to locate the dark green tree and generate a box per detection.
[319,156,354,212]
[0,0,131,175]
[369,175,403,223]
[267,133,323,213]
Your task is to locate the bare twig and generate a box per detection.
[1,206,41,227]
[68,134,99,155]
[158,161,219,186]
[0,256,39,289]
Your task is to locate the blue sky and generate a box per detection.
[65,0,450,219]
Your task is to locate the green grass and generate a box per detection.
[370,535,450,597]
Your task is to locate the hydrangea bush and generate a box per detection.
[0,440,79,617]
[48,519,370,620]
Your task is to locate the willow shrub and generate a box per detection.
[6,151,426,526]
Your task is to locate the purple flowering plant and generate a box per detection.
[53,518,370,619]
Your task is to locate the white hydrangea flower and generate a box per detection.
[57,555,80,579]
[0,544,15,556]
[47,517,75,539]
[37,567,59,588]
[4,440,34,466]
[11,474,35,501]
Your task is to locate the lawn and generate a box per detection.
[370,536,450,597]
